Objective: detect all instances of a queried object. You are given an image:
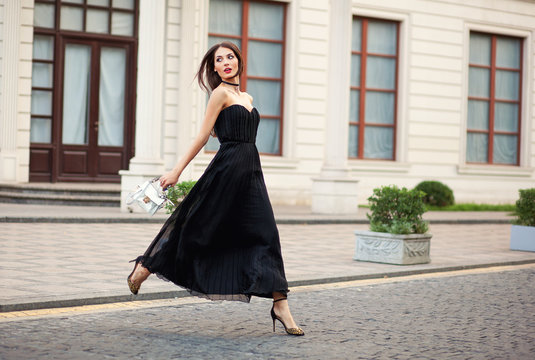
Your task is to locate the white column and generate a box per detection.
[120,0,166,212]
[175,0,202,181]
[0,0,21,182]
[311,0,358,214]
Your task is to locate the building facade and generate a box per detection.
[1,0,534,213]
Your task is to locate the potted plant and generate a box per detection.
[510,188,535,252]
[354,185,431,265]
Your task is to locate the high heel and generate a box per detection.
[127,256,143,295]
[270,297,304,336]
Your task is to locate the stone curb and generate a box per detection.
[2,259,534,313]
[0,217,512,225]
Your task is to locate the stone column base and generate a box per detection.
[0,152,18,182]
[311,176,359,214]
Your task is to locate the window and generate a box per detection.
[31,35,55,143]
[207,0,286,155]
[30,0,137,145]
[348,17,399,160]
[34,0,136,36]
[467,32,522,165]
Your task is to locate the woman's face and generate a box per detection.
[214,46,239,80]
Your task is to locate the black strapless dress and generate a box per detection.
[138,104,288,302]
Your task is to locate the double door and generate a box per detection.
[58,38,135,181]
[30,37,135,182]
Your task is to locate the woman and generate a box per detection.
[127,42,304,336]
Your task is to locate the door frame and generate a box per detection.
[54,36,136,182]
[29,0,139,183]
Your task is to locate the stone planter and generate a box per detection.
[510,225,535,252]
[354,230,432,265]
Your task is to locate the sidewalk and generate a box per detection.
[1,204,531,313]
[0,202,514,224]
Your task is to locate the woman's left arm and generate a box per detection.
[159,88,227,189]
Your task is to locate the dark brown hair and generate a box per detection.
[196,41,244,93]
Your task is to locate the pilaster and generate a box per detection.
[120,0,166,212]
[311,0,358,214]
[0,0,22,182]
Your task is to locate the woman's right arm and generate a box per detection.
[159,88,227,189]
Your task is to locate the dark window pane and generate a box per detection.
[367,20,397,55]
[208,36,241,50]
[349,90,359,124]
[247,41,282,78]
[468,67,490,98]
[495,70,519,101]
[33,35,54,60]
[352,19,362,52]
[209,0,242,36]
[348,125,358,157]
[350,54,360,87]
[30,118,52,143]
[34,4,56,29]
[248,2,283,40]
[469,33,491,66]
[364,126,393,159]
[256,118,280,154]
[493,134,517,164]
[366,56,396,89]
[365,91,394,124]
[60,6,84,31]
[247,79,280,117]
[494,102,518,132]
[466,133,488,163]
[496,37,521,69]
[467,100,489,131]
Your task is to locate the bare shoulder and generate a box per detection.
[210,86,230,103]
[207,86,230,111]
[241,92,253,106]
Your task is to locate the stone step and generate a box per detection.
[0,183,120,207]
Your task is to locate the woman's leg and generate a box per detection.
[130,263,151,288]
[272,291,300,330]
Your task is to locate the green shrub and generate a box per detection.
[367,185,429,234]
[414,181,454,207]
[165,180,197,214]
[512,188,535,227]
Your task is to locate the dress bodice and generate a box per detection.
[214,104,259,144]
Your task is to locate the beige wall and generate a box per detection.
[2,0,533,207]
[0,0,33,183]
[171,0,534,205]
[349,0,535,204]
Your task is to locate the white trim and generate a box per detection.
[348,160,411,174]
[282,0,297,159]
[457,164,534,177]
[351,5,410,164]
[460,22,533,172]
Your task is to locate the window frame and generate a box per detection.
[207,0,287,156]
[467,31,523,166]
[349,16,400,161]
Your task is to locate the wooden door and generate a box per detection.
[56,39,134,182]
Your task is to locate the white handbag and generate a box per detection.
[126,177,168,215]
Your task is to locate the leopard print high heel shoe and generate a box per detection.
[127,256,143,295]
[270,297,304,336]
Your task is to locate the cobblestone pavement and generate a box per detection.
[1,265,534,359]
